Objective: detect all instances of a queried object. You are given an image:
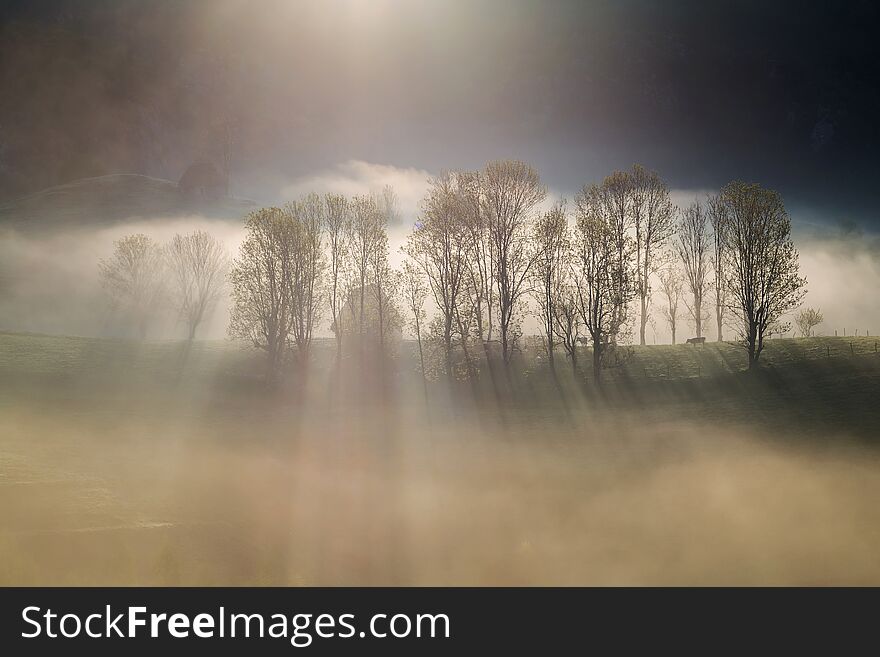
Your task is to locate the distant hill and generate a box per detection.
[0,174,256,230]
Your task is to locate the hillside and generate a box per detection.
[1,331,878,440]
[0,174,256,230]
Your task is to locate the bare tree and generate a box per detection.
[630,165,675,345]
[285,195,325,363]
[368,198,395,353]
[165,231,228,340]
[349,195,383,344]
[707,194,728,341]
[676,201,712,338]
[324,193,350,360]
[602,170,633,344]
[400,260,429,391]
[404,173,469,374]
[483,160,547,365]
[573,182,633,383]
[459,170,495,344]
[795,307,824,337]
[657,265,684,344]
[552,278,581,372]
[532,203,569,364]
[719,181,807,368]
[228,208,294,381]
[99,233,166,338]
[377,184,400,226]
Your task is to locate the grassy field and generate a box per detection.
[1,331,879,585]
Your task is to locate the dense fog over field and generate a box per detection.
[4,401,880,585]
[1,329,879,586]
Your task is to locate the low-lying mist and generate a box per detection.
[1,332,880,585]
[2,394,879,585]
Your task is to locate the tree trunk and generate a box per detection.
[358,284,365,340]
[746,325,758,370]
[694,295,703,338]
[378,299,385,353]
[639,293,648,346]
[592,337,602,384]
[671,323,676,345]
[265,339,281,384]
[716,304,723,342]
[415,321,428,403]
[456,314,475,380]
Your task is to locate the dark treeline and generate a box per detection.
[100,160,807,386]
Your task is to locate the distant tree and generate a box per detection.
[483,160,547,365]
[228,208,294,381]
[368,197,395,353]
[324,193,350,361]
[630,165,675,346]
[284,195,325,363]
[334,282,402,350]
[99,233,165,338]
[573,182,633,383]
[454,270,480,380]
[676,201,712,339]
[707,194,728,341]
[348,195,384,344]
[532,203,569,365]
[795,307,824,337]
[400,260,429,389]
[377,184,400,226]
[719,181,807,368]
[551,279,581,372]
[657,265,684,344]
[165,231,228,340]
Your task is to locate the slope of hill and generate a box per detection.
[0,174,256,230]
[1,331,878,440]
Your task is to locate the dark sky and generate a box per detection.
[1,0,878,229]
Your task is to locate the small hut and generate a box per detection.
[178,162,227,199]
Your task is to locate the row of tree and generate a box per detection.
[100,160,808,381]
[399,162,806,380]
[99,231,228,340]
[540,170,806,376]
